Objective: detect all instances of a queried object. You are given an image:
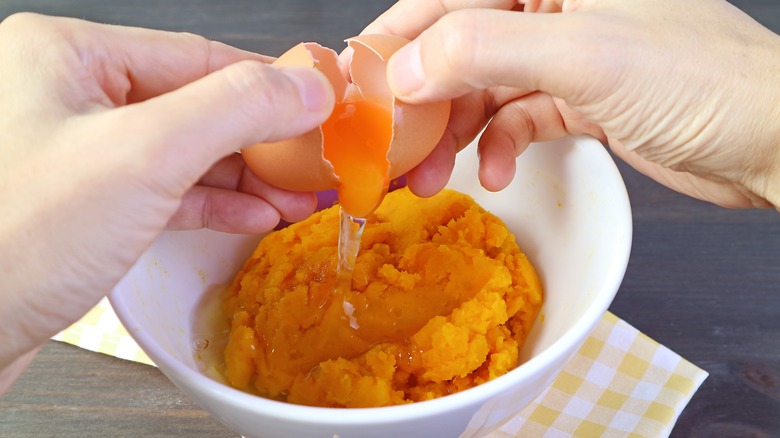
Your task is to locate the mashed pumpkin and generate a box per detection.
[222,188,542,407]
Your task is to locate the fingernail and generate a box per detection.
[285,68,334,112]
[388,40,425,97]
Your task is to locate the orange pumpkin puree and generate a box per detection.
[222,188,543,407]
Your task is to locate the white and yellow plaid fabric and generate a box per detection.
[488,313,706,437]
[52,298,153,366]
[54,300,706,437]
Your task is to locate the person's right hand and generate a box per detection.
[365,0,780,209]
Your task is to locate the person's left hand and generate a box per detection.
[0,13,335,378]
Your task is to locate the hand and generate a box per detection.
[363,0,780,209]
[0,14,335,374]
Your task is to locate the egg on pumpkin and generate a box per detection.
[241,35,451,218]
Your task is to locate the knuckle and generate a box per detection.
[0,13,66,43]
[0,13,50,45]
[0,14,77,59]
[171,31,213,67]
[0,12,44,30]
[506,102,537,148]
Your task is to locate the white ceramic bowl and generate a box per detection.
[110,135,632,438]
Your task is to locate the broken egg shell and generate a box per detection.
[240,35,451,193]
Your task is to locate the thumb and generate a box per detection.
[386,9,598,104]
[117,61,335,178]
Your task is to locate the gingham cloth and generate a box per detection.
[52,298,153,366]
[53,299,706,437]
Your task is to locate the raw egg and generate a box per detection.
[241,35,451,218]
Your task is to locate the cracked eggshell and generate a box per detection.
[241,35,451,192]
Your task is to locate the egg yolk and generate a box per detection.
[321,99,393,218]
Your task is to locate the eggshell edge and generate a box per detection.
[243,36,452,192]
[241,42,342,192]
[388,99,452,179]
[348,35,452,180]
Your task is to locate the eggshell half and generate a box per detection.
[241,35,451,192]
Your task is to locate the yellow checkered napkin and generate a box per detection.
[51,298,153,366]
[53,300,706,437]
[487,313,707,437]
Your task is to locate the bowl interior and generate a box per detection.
[110,135,631,432]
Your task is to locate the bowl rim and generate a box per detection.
[109,135,633,425]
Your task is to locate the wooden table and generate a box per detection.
[1,1,778,436]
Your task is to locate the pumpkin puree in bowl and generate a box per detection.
[222,188,543,407]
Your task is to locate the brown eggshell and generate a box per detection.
[241,35,451,192]
[241,42,339,192]
[347,36,451,179]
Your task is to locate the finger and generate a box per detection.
[478,92,566,190]
[116,36,270,105]
[107,62,335,186]
[360,0,517,40]
[236,167,317,223]
[167,186,283,234]
[197,153,249,190]
[477,92,605,190]
[406,128,458,197]
[5,14,272,106]
[406,88,543,195]
[477,130,517,192]
[340,1,516,82]
[197,154,318,223]
[387,9,608,104]
[405,90,495,197]
[66,16,273,104]
[448,91,496,151]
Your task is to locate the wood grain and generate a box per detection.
[1,1,778,436]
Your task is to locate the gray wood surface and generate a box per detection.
[1,1,778,436]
